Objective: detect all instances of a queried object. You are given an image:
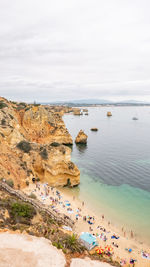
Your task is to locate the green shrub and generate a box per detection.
[19,102,26,107]
[0,102,7,109]
[6,179,14,188]
[9,114,14,120]
[1,119,6,125]
[51,229,55,234]
[17,141,32,153]
[40,148,48,160]
[62,234,85,253]
[11,202,35,218]
[25,107,30,112]
[52,242,63,249]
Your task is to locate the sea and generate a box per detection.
[63,106,150,246]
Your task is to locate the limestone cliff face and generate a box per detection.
[0,98,79,188]
[21,144,80,187]
[75,130,88,144]
[21,106,73,145]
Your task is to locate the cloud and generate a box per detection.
[0,0,150,102]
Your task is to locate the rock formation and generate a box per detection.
[75,130,88,144]
[0,97,80,188]
[107,111,112,117]
[73,108,82,115]
[91,128,98,131]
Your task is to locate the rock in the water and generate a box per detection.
[107,111,112,117]
[91,128,98,131]
[75,130,88,144]
[73,108,82,115]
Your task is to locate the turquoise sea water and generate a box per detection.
[63,107,150,245]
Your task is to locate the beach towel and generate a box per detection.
[63,226,72,231]
[67,210,74,214]
[87,221,93,225]
[111,235,119,239]
[141,251,150,260]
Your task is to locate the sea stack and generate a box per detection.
[83,109,88,112]
[107,111,112,117]
[73,108,82,115]
[91,128,98,131]
[75,130,88,144]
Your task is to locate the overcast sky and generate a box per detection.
[0,0,150,102]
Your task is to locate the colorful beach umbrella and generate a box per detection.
[105,245,113,253]
[96,247,104,254]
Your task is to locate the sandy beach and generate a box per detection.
[24,183,150,267]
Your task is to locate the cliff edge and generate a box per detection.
[0,97,80,187]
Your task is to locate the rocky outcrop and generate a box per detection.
[21,143,80,187]
[91,128,98,131]
[75,130,88,144]
[73,108,82,116]
[0,233,66,267]
[0,98,80,188]
[107,111,112,117]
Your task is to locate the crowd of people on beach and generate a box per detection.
[26,182,150,266]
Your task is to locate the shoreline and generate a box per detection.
[24,183,150,267]
[61,185,150,247]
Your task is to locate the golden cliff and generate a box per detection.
[0,97,80,188]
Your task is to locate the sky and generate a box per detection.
[0,0,150,102]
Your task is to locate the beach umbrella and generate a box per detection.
[96,247,104,254]
[105,245,113,253]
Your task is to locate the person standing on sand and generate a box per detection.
[131,230,134,238]
[102,214,104,220]
[82,201,84,206]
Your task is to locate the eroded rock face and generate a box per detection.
[22,105,73,145]
[22,143,80,187]
[0,98,80,188]
[75,130,88,144]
